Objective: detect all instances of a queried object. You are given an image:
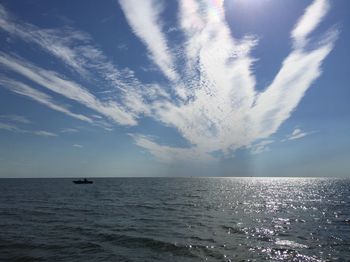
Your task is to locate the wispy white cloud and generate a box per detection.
[0,114,31,124]
[0,121,57,138]
[0,122,22,132]
[0,4,89,76]
[0,3,162,116]
[0,1,177,126]
[0,0,338,162]
[60,128,79,133]
[0,53,138,126]
[283,128,314,141]
[129,0,337,161]
[34,130,57,137]
[119,0,178,81]
[1,3,131,85]
[73,144,83,148]
[131,134,216,163]
[292,0,330,48]
[249,140,274,155]
[0,77,93,123]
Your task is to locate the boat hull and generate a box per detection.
[73,181,93,184]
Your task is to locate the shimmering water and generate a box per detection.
[0,177,349,261]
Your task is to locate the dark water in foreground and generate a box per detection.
[0,178,350,261]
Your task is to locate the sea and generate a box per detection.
[0,177,349,261]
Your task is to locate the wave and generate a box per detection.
[95,232,198,258]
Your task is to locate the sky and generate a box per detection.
[0,0,349,178]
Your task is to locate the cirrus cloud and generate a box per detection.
[0,0,338,163]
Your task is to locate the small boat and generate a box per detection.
[73,178,93,184]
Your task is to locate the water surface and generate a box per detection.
[0,177,349,261]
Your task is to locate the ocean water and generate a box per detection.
[0,177,349,261]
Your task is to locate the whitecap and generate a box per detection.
[275,239,308,249]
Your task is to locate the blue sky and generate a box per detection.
[0,0,349,177]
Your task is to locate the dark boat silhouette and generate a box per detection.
[73,178,93,184]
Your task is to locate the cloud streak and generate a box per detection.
[131,134,216,163]
[0,77,93,123]
[0,3,165,118]
[60,128,79,133]
[0,114,31,124]
[0,121,57,137]
[284,128,314,141]
[249,140,274,155]
[292,0,330,48]
[34,130,57,137]
[0,122,22,132]
[119,0,178,81]
[0,53,137,126]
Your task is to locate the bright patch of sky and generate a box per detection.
[0,0,349,177]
